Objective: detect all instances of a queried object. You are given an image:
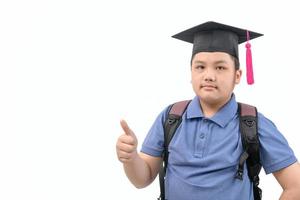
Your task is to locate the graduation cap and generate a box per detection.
[172,21,263,85]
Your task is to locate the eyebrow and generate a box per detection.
[193,61,205,64]
[214,60,228,64]
[193,60,228,65]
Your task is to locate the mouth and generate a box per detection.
[200,85,217,89]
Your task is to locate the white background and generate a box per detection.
[1,0,300,199]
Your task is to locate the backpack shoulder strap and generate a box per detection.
[164,100,191,147]
[237,102,262,200]
[158,100,191,200]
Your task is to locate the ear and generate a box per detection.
[235,69,242,84]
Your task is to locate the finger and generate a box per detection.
[118,151,130,159]
[119,157,131,163]
[120,119,134,136]
[118,142,136,153]
[118,134,136,145]
[118,151,137,162]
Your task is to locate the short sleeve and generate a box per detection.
[140,106,170,157]
[258,113,297,174]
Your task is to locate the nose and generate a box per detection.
[204,68,216,82]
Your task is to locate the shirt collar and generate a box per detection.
[186,94,238,127]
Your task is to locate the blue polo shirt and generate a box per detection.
[141,95,297,200]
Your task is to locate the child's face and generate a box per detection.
[191,52,242,107]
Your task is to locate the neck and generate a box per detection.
[200,96,231,118]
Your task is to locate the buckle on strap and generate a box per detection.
[235,151,249,180]
[235,168,244,180]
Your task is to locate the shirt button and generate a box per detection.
[200,133,205,139]
[203,119,208,122]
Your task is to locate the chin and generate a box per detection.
[199,94,218,102]
[204,98,220,105]
[198,93,223,104]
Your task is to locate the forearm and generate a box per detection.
[123,153,153,188]
[279,188,300,200]
[273,162,300,200]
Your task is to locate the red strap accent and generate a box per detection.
[240,103,256,116]
[169,100,191,116]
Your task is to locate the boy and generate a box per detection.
[116,21,300,200]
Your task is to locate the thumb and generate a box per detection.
[120,119,134,136]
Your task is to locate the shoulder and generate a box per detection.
[255,111,297,174]
[257,112,278,130]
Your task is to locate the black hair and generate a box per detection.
[231,55,240,70]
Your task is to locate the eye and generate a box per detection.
[216,66,226,70]
[194,65,205,70]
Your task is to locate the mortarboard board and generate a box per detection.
[172,21,263,84]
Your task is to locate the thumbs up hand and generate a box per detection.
[116,119,138,163]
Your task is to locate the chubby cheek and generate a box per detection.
[191,77,201,93]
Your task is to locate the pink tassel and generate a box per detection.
[246,30,254,85]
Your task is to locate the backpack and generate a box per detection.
[157,100,262,200]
